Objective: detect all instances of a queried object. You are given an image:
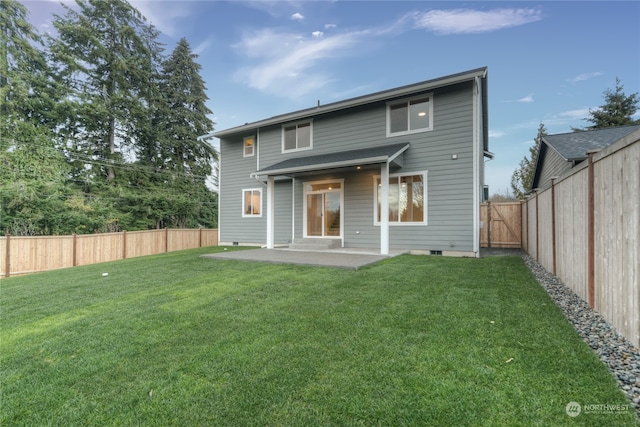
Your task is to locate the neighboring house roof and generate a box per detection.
[532,124,640,189]
[252,143,410,178]
[213,67,488,140]
[541,125,640,162]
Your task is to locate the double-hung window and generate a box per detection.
[387,95,433,136]
[243,136,255,157]
[282,121,312,152]
[374,172,427,225]
[242,189,262,217]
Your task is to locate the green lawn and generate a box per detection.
[1,247,636,426]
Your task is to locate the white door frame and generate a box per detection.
[302,179,344,244]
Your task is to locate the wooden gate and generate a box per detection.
[480,201,522,248]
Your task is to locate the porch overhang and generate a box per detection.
[250,142,410,178]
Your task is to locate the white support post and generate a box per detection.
[380,162,390,255]
[266,175,275,249]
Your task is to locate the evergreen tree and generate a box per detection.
[576,78,640,130]
[0,0,73,235]
[138,37,217,228]
[0,0,62,141]
[511,122,547,199]
[154,37,217,177]
[49,0,162,182]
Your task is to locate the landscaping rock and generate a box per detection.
[521,254,640,418]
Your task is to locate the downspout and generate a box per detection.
[256,127,260,171]
[472,76,481,257]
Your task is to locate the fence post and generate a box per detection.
[487,201,492,248]
[551,177,558,275]
[165,228,169,253]
[587,151,596,308]
[199,228,203,248]
[535,189,540,261]
[123,230,127,259]
[5,233,10,278]
[73,234,77,267]
[520,196,529,253]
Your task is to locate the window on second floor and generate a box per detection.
[387,95,433,137]
[243,136,255,157]
[282,121,312,152]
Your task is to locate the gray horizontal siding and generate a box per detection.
[274,180,293,244]
[219,138,265,244]
[219,80,478,252]
[538,149,571,190]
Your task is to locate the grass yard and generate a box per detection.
[1,247,637,426]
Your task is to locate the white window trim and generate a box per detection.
[302,179,344,241]
[282,120,313,153]
[386,94,434,138]
[243,136,255,157]
[373,171,428,226]
[242,188,263,218]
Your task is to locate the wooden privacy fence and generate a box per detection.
[523,135,639,348]
[1,228,218,277]
[480,201,522,248]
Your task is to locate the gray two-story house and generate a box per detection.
[213,67,492,257]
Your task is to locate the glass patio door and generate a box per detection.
[305,181,342,238]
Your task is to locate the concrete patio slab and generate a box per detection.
[202,248,406,270]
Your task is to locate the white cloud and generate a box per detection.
[517,94,534,103]
[131,1,193,37]
[193,38,213,56]
[489,130,505,138]
[504,94,534,103]
[411,8,543,35]
[231,7,542,98]
[567,72,603,84]
[233,28,360,98]
[559,108,591,119]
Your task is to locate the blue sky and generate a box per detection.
[25,0,640,195]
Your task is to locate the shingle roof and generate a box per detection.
[252,143,410,177]
[542,125,640,161]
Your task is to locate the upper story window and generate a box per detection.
[282,121,312,152]
[243,136,255,157]
[387,95,433,137]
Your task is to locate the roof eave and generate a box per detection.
[250,155,390,178]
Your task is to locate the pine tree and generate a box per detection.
[49,0,163,182]
[0,0,72,235]
[577,78,640,130]
[137,37,218,228]
[511,122,547,199]
[154,38,217,178]
[0,0,58,140]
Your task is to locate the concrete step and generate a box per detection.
[289,238,341,251]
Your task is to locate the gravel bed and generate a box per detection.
[522,253,640,417]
